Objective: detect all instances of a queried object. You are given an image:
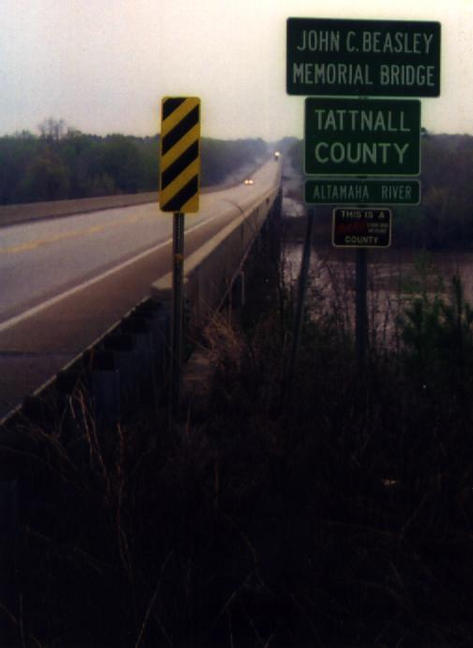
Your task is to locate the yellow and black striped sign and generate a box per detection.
[159,96,200,213]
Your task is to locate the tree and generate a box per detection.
[19,150,70,201]
[100,135,143,193]
[38,117,67,142]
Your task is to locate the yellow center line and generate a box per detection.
[0,211,154,254]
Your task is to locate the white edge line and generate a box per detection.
[0,211,225,333]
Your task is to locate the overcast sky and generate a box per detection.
[1,0,472,140]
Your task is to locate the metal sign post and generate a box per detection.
[172,212,185,412]
[287,15,441,374]
[159,96,201,415]
[331,208,392,367]
[355,248,368,370]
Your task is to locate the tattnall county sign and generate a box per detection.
[332,208,392,248]
[305,97,420,176]
[160,96,201,213]
[305,178,421,205]
[287,17,440,97]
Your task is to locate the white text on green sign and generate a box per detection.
[305,179,420,205]
[305,98,420,176]
[287,18,440,97]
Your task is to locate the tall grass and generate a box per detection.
[3,243,473,647]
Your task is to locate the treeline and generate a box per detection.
[286,133,473,249]
[0,119,268,204]
[398,134,473,249]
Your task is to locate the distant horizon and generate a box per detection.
[1,124,472,141]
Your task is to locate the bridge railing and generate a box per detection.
[0,168,282,441]
[151,183,281,337]
[0,165,282,640]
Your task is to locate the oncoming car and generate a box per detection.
[243,178,254,185]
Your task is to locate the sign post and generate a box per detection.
[356,248,368,369]
[304,97,421,177]
[287,16,441,370]
[172,211,185,411]
[305,178,420,205]
[160,96,201,414]
[287,18,441,97]
[331,207,391,365]
[332,208,392,248]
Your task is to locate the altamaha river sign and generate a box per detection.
[332,208,392,248]
[305,178,420,205]
[305,97,420,176]
[287,18,440,97]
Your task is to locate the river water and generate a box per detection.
[280,156,473,346]
[284,242,473,345]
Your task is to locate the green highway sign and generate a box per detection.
[305,178,420,205]
[287,17,441,97]
[332,208,392,248]
[305,97,420,176]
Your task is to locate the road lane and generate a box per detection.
[0,159,280,418]
[0,160,276,322]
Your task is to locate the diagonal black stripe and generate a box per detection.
[162,105,199,155]
[162,97,185,120]
[161,140,199,190]
[162,175,198,212]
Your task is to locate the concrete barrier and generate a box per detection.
[150,183,280,333]
[0,169,281,626]
[0,192,159,228]
[0,171,281,436]
[0,166,264,229]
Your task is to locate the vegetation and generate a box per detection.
[4,227,473,646]
[200,137,267,186]
[0,119,268,204]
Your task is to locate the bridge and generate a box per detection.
[0,156,282,428]
[0,153,283,644]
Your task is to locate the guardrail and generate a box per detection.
[0,171,281,439]
[0,192,159,228]
[151,184,281,335]
[0,296,171,644]
[0,298,170,450]
[0,163,282,643]
[0,162,269,229]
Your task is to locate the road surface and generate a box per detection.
[0,159,280,419]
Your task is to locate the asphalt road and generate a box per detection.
[0,159,279,419]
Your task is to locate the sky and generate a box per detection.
[0,0,472,141]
